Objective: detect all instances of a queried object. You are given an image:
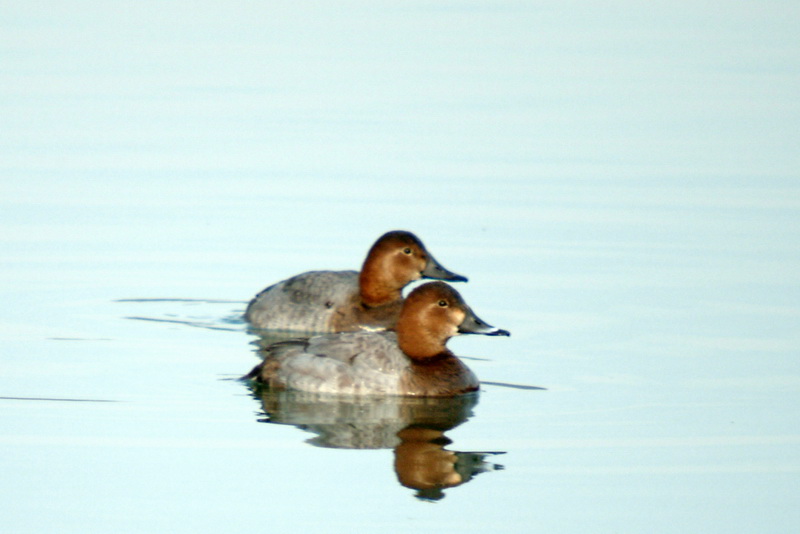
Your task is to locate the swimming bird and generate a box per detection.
[245,281,509,397]
[244,230,467,333]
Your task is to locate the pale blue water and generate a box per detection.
[2,2,799,532]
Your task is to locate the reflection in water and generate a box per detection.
[393,426,504,501]
[249,386,505,500]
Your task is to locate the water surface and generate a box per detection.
[2,2,799,533]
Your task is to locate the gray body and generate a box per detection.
[245,270,360,332]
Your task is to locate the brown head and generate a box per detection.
[358,231,467,307]
[395,281,509,360]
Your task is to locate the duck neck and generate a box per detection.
[359,260,404,307]
[396,314,450,359]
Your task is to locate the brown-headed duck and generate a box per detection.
[244,230,467,333]
[244,281,509,397]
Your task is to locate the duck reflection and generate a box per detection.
[249,386,504,500]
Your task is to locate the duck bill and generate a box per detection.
[458,308,510,336]
[421,252,468,283]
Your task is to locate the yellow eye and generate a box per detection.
[403,247,413,255]
[438,299,448,307]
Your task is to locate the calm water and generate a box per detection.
[2,2,799,532]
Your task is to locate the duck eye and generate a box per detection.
[403,247,413,255]
[438,299,448,307]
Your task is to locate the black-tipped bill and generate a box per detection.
[458,308,510,337]
[421,252,468,283]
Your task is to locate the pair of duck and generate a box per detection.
[244,230,510,397]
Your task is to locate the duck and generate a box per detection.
[244,230,467,333]
[244,281,510,397]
